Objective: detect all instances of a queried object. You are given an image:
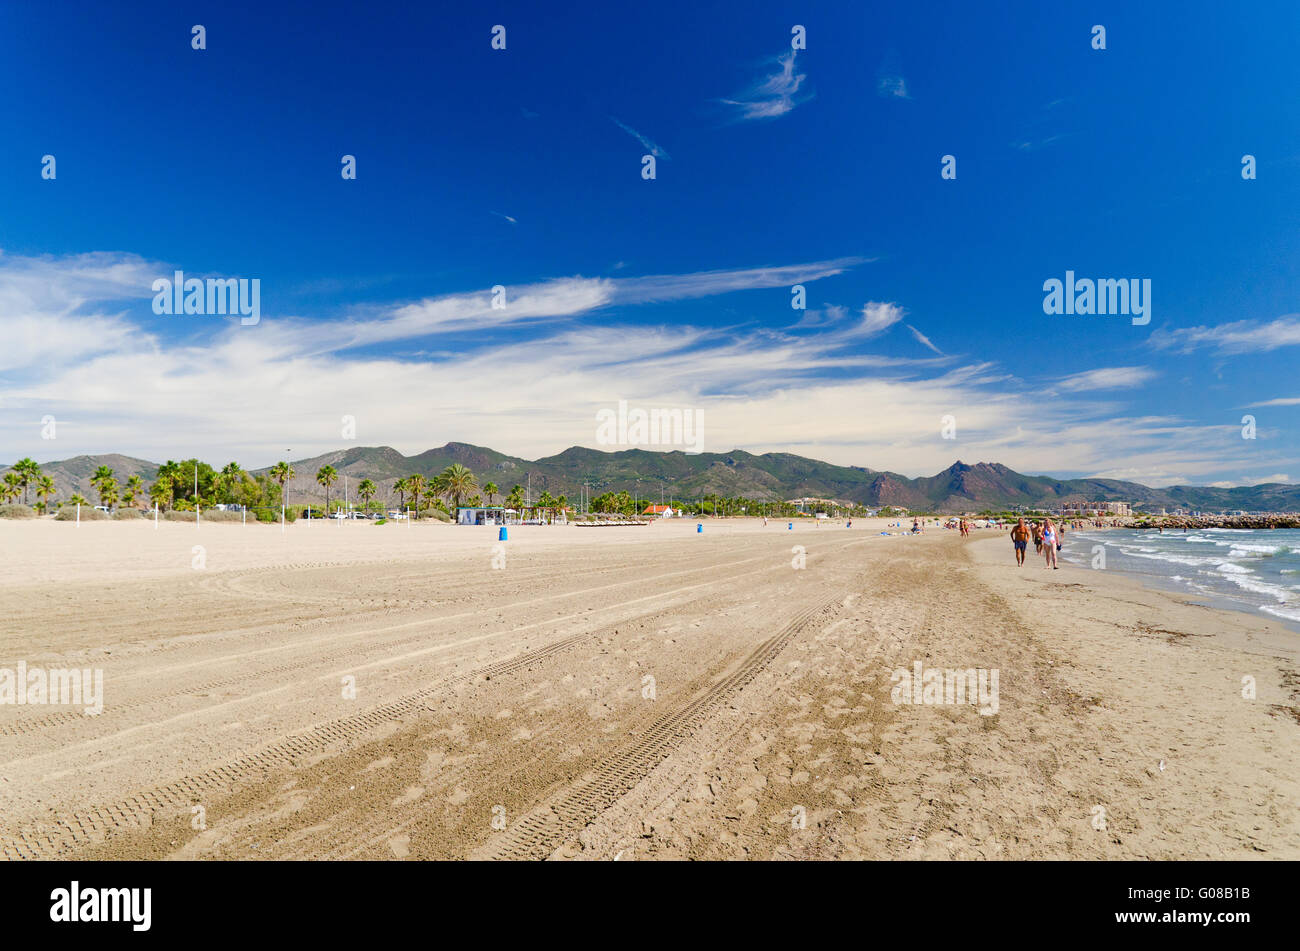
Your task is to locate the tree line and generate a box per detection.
[4,456,878,521]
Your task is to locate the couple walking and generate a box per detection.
[1010,517,1061,569]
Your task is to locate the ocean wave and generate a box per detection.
[1214,562,1252,574]
[1225,574,1292,602]
[1261,604,1300,622]
[1225,544,1283,556]
[1118,549,1219,567]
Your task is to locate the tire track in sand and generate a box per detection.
[475,597,843,861]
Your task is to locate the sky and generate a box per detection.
[1,0,1297,487]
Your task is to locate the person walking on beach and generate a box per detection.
[1011,518,1030,566]
[1042,518,1059,569]
[1032,521,1043,555]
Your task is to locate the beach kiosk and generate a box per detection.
[456,505,509,526]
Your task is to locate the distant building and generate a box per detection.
[786,496,852,514]
[1061,500,1132,517]
[641,504,676,518]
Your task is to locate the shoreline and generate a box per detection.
[1059,528,1300,638]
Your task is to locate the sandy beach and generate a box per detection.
[1,517,1296,860]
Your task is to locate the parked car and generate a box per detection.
[387,511,409,520]
[93,505,111,513]
[301,508,323,519]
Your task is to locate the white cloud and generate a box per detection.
[1055,366,1157,392]
[721,51,810,120]
[857,302,904,337]
[1246,396,1300,407]
[1,250,1289,488]
[612,118,669,158]
[1150,315,1300,355]
[906,324,942,354]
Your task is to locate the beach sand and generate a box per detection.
[1,517,1296,860]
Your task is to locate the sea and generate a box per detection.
[1061,527,1300,633]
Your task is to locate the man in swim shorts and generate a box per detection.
[1010,518,1030,566]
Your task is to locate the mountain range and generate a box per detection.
[5,445,1299,513]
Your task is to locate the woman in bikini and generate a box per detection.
[1041,518,1059,569]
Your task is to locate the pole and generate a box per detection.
[195,464,199,528]
[283,449,291,532]
[154,501,158,529]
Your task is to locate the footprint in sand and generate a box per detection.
[447,787,471,806]
[392,786,424,807]
[388,834,410,858]
[495,709,512,719]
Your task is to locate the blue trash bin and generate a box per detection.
[696,523,703,533]
[788,522,793,530]
[499,526,508,541]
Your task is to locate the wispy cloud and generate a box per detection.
[857,302,905,337]
[1055,365,1157,392]
[3,250,1289,487]
[1150,315,1300,355]
[1011,134,1069,151]
[613,257,862,306]
[490,211,518,225]
[721,51,810,120]
[1247,396,1300,407]
[612,118,669,158]
[906,324,942,354]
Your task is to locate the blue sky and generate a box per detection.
[1,0,1297,486]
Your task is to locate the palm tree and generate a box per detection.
[269,461,295,511]
[484,482,498,508]
[537,490,556,523]
[153,461,181,511]
[68,493,89,507]
[357,478,376,514]
[123,474,143,508]
[315,465,338,514]
[13,458,40,505]
[149,476,173,511]
[437,463,479,514]
[36,475,56,513]
[506,484,524,515]
[90,466,117,509]
[220,462,243,502]
[406,475,428,518]
[393,477,408,513]
[91,465,114,503]
[2,472,20,503]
